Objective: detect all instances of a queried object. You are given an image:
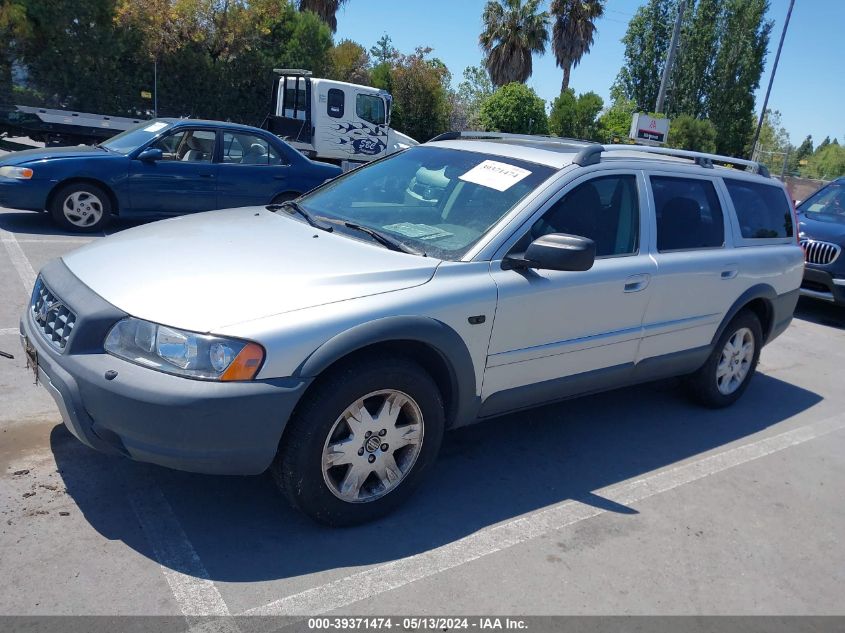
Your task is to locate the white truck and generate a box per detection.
[263,69,418,169]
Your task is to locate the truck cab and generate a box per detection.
[264,70,417,168]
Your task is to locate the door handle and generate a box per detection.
[720,268,738,280]
[199,173,214,178]
[624,273,651,293]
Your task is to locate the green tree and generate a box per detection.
[457,63,495,130]
[369,33,396,65]
[816,136,831,153]
[669,0,719,117]
[478,82,549,134]
[668,115,717,152]
[596,99,636,142]
[550,0,604,92]
[548,88,603,140]
[803,142,845,180]
[0,0,29,106]
[388,47,450,142]
[794,135,813,164]
[298,0,347,33]
[752,108,791,174]
[479,0,549,87]
[327,39,371,84]
[614,0,675,111]
[708,0,772,157]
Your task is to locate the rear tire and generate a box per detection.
[686,310,762,408]
[49,182,112,233]
[271,356,444,526]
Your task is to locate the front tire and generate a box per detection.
[686,310,762,408]
[49,183,112,232]
[272,356,445,526]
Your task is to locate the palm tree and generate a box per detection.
[298,0,348,33]
[479,0,549,87]
[550,0,605,92]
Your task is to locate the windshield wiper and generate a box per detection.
[267,200,333,232]
[342,222,424,256]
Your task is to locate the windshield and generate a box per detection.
[101,120,172,155]
[298,146,554,260]
[798,182,845,222]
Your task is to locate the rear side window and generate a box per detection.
[651,176,724,251]
[724,179,793,239]
[327,89,344,118]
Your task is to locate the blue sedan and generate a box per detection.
[0,118,341,232]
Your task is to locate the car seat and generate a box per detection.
[657,197,702,250]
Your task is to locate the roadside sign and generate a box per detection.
[141,91,152,100]
[629,113,669,145]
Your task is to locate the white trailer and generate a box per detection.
[263,70,417,169]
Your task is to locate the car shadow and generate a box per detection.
[794,296,845,330]
[0,209,148,238]
[52,372,821,584]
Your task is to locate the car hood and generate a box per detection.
[62,207,440,332]
[798,212,845,244]
[0,145,112,166]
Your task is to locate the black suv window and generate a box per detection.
[651,176,724,251]
[724,179,793,239]
[531,175,640,257]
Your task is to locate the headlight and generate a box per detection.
[0,166,34,180]
[104,317,264,381]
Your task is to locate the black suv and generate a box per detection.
[797,177,845,305]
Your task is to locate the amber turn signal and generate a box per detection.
[220,342,265,381]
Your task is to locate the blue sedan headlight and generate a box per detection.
[0,166,34,179]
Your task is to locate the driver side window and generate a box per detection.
[530,174,640,258]
[149,129,215,163]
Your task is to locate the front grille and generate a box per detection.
[800,239,841,266]
[30,277,76,350]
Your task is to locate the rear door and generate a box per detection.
[217,131,291,207]
[129,127,218,215]
[483,170,655,414]
[637,172,737,363]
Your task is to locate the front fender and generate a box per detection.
[296,315,479,427]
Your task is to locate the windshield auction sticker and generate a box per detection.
[143,122,168,132]
[459,160,532,192]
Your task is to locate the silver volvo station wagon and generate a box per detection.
[20,133,804,525]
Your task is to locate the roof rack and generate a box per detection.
[273,69,313,76]
[574,144,770,177]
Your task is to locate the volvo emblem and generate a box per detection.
[365,436,382,453]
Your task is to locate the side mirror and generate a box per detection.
[137,148,163,162]
[504,233,596,272]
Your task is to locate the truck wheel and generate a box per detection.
[271,356,444,526]
[686,310,762,408]
[49,183,112,233]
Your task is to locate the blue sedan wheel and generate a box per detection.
[49,183,113,233]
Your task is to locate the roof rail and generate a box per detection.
[600,144,770,177]
[428,130,594,146]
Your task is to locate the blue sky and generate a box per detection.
[335,0,844,147]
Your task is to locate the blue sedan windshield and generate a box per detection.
[101,120,173,154]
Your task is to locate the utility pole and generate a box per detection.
[655,0,687,114]
[750,0,795,158]
[153,58,158,118]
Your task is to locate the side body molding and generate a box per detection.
[295,316,480,428]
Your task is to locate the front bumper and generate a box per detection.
[20,260,310,475]
[800,266,845,305]
[0,178,48,211]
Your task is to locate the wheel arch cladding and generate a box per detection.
[712,284,777,347]
[48,178,119,215]
[295,316,478,428]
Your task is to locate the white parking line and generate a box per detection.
[1,327,19,336]
[128,486,233,619]
[242,413,845,616]
[0,227,37,291]
[15,238,94,244]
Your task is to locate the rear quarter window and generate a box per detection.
[724,179,793,239]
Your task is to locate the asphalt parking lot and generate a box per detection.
[1,203,844,622]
